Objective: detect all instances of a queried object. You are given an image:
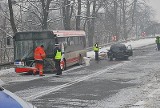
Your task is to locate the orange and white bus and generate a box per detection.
[14,30,86,73]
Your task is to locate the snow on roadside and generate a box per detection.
[0,68,15,76]
[87,38,155,58]
[0,68,15,85]
[124,38,155,49]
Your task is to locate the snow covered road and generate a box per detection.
[1,38,160,108]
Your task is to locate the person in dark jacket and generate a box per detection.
[53,43,62,75]
[156,36,160,50]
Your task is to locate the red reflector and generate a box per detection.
[15,67,37,73]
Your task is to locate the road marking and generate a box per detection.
[25,62,128,101]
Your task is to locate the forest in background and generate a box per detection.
[0,0,160,64]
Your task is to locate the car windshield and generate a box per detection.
[110,44,127,52]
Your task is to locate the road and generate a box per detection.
[1,43,160,108]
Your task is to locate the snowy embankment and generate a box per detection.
[87,38,155,58]
[0,68,14,85]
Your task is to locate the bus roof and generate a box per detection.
[14,31,55,41]
[53,30,85,37]
[14,30,86,38]
[14,31,53,35]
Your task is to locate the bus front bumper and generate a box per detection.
[15,67,37,73]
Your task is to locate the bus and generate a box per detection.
[14,30,87,73]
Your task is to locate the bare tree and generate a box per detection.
[85,0,102,47]
[76,0,81,30]
[62,0,74,30]
[8,0,17,34]
[0,0,155,64]
[41,0,52,30]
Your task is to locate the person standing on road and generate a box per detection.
[156,36,160,50]
[34,45,46,76]
[53,43,62,75]
[93,43,99,61]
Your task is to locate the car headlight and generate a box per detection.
[14,61,24,66]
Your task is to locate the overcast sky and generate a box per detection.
[148,0,160,22]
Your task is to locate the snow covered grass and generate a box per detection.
[0,68,15,76]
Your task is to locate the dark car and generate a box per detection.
[107,43,133,61]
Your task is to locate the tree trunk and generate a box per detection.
[114,0,118,41]
[8,0,17,35]
[62,0,71,30]
[86,1,91,47]
[41,0,52,30]
[87,0,96,47]
[89,0,96,46]
[76,0,81,30]
[122,0,127,40]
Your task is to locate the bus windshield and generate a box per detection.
[14,39,55,61]
[14,31,56,61]
[14,30,87,73]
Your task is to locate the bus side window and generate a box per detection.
[64,38,67,45]
[80,37,83,45]
[55,37,58,44]
[70,37,74,45]
[67,37,70,45]
[81,37,86,48]
[60,38,67,48]
[58,37,67,51]
[76,37,85,48]
[71,41,74,45]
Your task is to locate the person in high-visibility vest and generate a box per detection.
[53,43,62,75]
[156,36,160,51]
[34,45,46,76]
[93,43,99,61]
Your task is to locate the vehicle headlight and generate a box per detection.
[14,61,24,66]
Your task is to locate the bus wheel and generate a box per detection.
[61,59,66,70]
[78,54,83,65]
